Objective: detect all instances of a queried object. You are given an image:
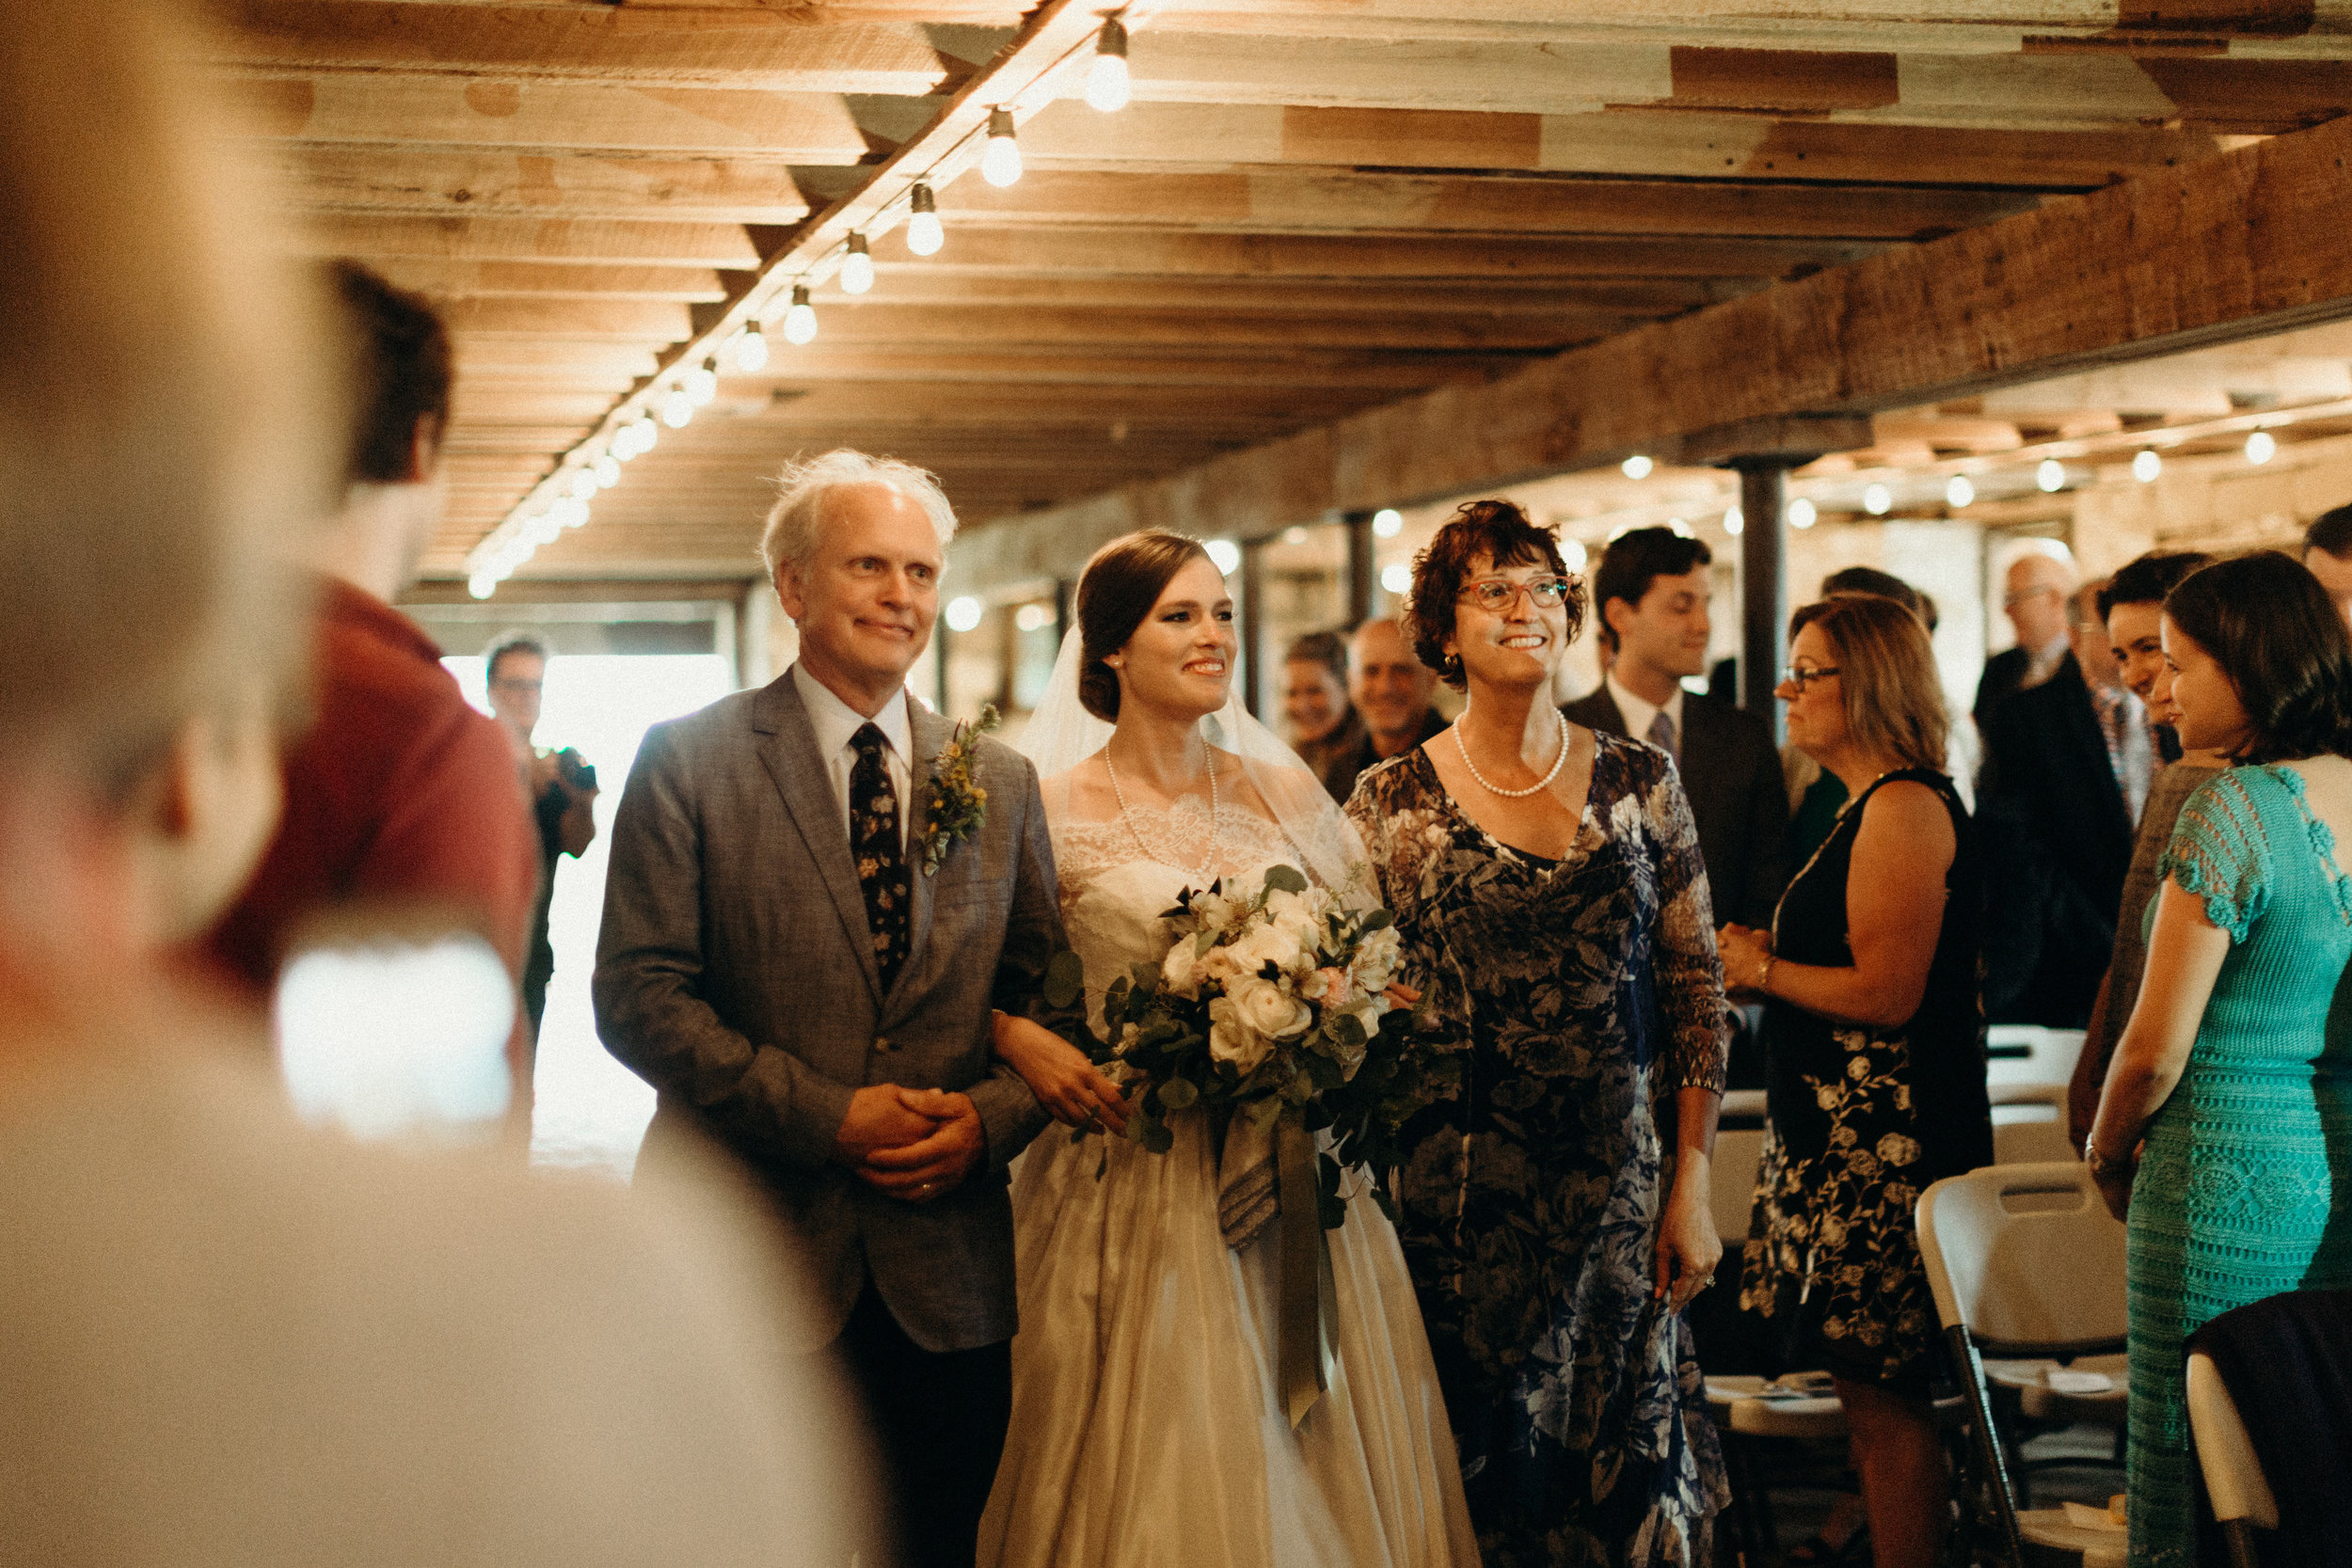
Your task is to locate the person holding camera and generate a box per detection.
[485,632,598,1046]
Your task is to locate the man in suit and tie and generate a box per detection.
[596,450,1074,1568]
[1563,528,1789,1080]
[1974,546,2077,733]
[1978,578,2146,1026]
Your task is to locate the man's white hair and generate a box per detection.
[758,449,958,582]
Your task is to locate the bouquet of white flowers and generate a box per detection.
[1080,863,1435,1230]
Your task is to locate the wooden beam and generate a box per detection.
[228,74,871,160]
[930,167,2045,240]
[214,2,1005,95]
[763,302,1636,351]
[452,341,665,375]
[699,346,1527,388]
[442,298,695,341]
[1014,100,2242,188]
[372,259,727,302]
[818,272,1750,314]
[295,214,761,268]
[946,114,2352,585]
[277,147,810,227]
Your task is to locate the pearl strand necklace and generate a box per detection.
[1105,734,1220,879]
[1454,709,1571,799]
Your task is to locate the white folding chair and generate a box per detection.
[2186,1351,2280,1568]
[1990,1082,2080,1167]
[1917,1162,2129,1567]
[1985,1025,2088,1091]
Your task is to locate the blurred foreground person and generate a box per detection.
[2086,552,2352,1567]
[0,7,867,1563]
[206,261,540,1122]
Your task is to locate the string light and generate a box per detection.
[685,358,719,406]
[524,510,564,546]
[2246,430,2277,464]
[469,572,496,601]
[731,321,769,372]
[660,386,695,428]
[2036,458,2066,492]
[593,452,621,487]
[1863,483,1891,515]
[906,183,944,257]
[1204,538,1242,575]
[1560,539,1588,572]
[1723,505,1743,535]
[568,468,598,502]
[841,233,875,294]
[1789,498,1817,530]
[1947,475,1975,509]
[2133,449,2162,483]
[1372,508,1404,538]
[624,414,657,457]
[553,497,590,531]
[944,595,985,633]
[784,285,818,346]
[1621,454,1654,480]
[981,107,1023,187]
[1380,562,1411,594]
[1087,18,1131,112]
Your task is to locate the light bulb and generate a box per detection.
[1561,539,1588,572]
[1789,498,1817,530]
[2247,430,2277,464]
[1723,505,1743,536]
[1380,562,1411,595]
[685,360,718,406]
[784,285,818,346]
[1372,507,1403,538]
[525,511,564,546]
[1086,19,1131,112]
[2133,449,2162,483]
[661,387,694,428]
[568,468,598,502]
[905,183,944,257]
[1014,602,1052,632]
[631,415,659,454]
[1863,483,1891,515]
[1204,538,1242,575]
[732,322,769,373]
[981,107,1023,187]
[1621,453,1654,480]
[1668,516,1692,536]
[841,233,874,294]
[593,453,620,488]
[469,572,496,601]
[944,595,984,633]
[1947,474,1975,509]
[2036,457,2066,492]
[557,496,591,530]
[611,422,639,461]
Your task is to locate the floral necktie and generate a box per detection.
[850,723,910,991]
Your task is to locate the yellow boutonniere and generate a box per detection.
[919,704,999,876]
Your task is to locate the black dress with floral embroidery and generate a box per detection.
[1740,768,1992,1397]
[1346,735,1731,1568]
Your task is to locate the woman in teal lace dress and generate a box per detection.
[2088,551,2352,1568]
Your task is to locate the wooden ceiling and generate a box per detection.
[205,0,2352,586]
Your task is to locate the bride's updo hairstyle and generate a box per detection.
[1076,530,1213,721]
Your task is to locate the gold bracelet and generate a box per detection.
[1754,954,1774,993]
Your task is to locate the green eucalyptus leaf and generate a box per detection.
[1157,1076,1199,1111]
[1263,863,1309,895]
[1043,948,1086,1011]
[1358,909,1394,932]
[1142,1117,1175,1155]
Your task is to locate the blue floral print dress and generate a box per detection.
[1346,734,1731,1568]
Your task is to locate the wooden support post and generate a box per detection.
[1239,538,1266,720]
[1735,461,1788,742]
[1343,511,1376,627]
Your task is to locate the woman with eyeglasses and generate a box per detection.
[1714,595,1991,1568]
[1344,500,1730,1566]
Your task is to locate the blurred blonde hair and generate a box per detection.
[1789,594,1948,774]
[0,0,342,800]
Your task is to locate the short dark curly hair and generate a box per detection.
[2162,550,2352,765]
[1593,527,1710,653]
[1404,499,1581,689]
[2095,550,2212,620]
[330,259,452,486]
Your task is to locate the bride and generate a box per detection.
[977,531,1478,1567]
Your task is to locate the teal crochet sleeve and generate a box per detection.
[2156,770,2273,943]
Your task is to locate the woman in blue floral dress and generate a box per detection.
[1346,501,1731,1568]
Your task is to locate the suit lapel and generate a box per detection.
[752,675,882,1009]
[887,702,955,1016]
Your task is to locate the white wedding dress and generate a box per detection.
[977,789,1480,1568]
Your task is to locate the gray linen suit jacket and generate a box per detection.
[594,670,1064,1354]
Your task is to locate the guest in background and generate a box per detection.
[205,261,540,1123]
[1974,546,2076,731]
[2087,550,2352,1568]
[2303,503,2352,626]
[1279,628,1363,797]
[1348,500,1728,1565]
[1718,596,1991,1568]
[1320,615,1445,801]
[2065,551,2218,1151]
[1977,579,2143,1027]
[1565,527,1788,1085]
[483,633,598,1047]
[1786,567,1940,865]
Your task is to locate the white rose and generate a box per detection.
[1351,925,1401,992]
[1230,974,1312,1041]
[1197,944,1244,986]
[1207,995,1273,1073]
[1263,887,1329,949]
[1192,892,1237,932]
[1160,942,1200,998]
[1232,921,1311,979]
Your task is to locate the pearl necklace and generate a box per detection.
[1105,735,1220,879]
[1454,710,1571,799]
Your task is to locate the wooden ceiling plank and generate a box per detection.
[703,346,1527,388]
[442,296,695,341]
[278,146,810,227]
[372,259,728,302]
[805,272,1750,313]
[229,74,872,160]
[946,113,2352,581]
[294,214,760,267]
[214,1,1002,94]
[767,303,1637,350]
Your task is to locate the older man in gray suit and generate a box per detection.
[596,450,1073,1568]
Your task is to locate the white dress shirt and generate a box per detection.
[1606,671,1686,761]
[792,663,912,849]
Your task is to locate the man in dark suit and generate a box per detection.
[1564,530,1789,1085]
[1977,578,2146,1027]
[1974,546,2076,732]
